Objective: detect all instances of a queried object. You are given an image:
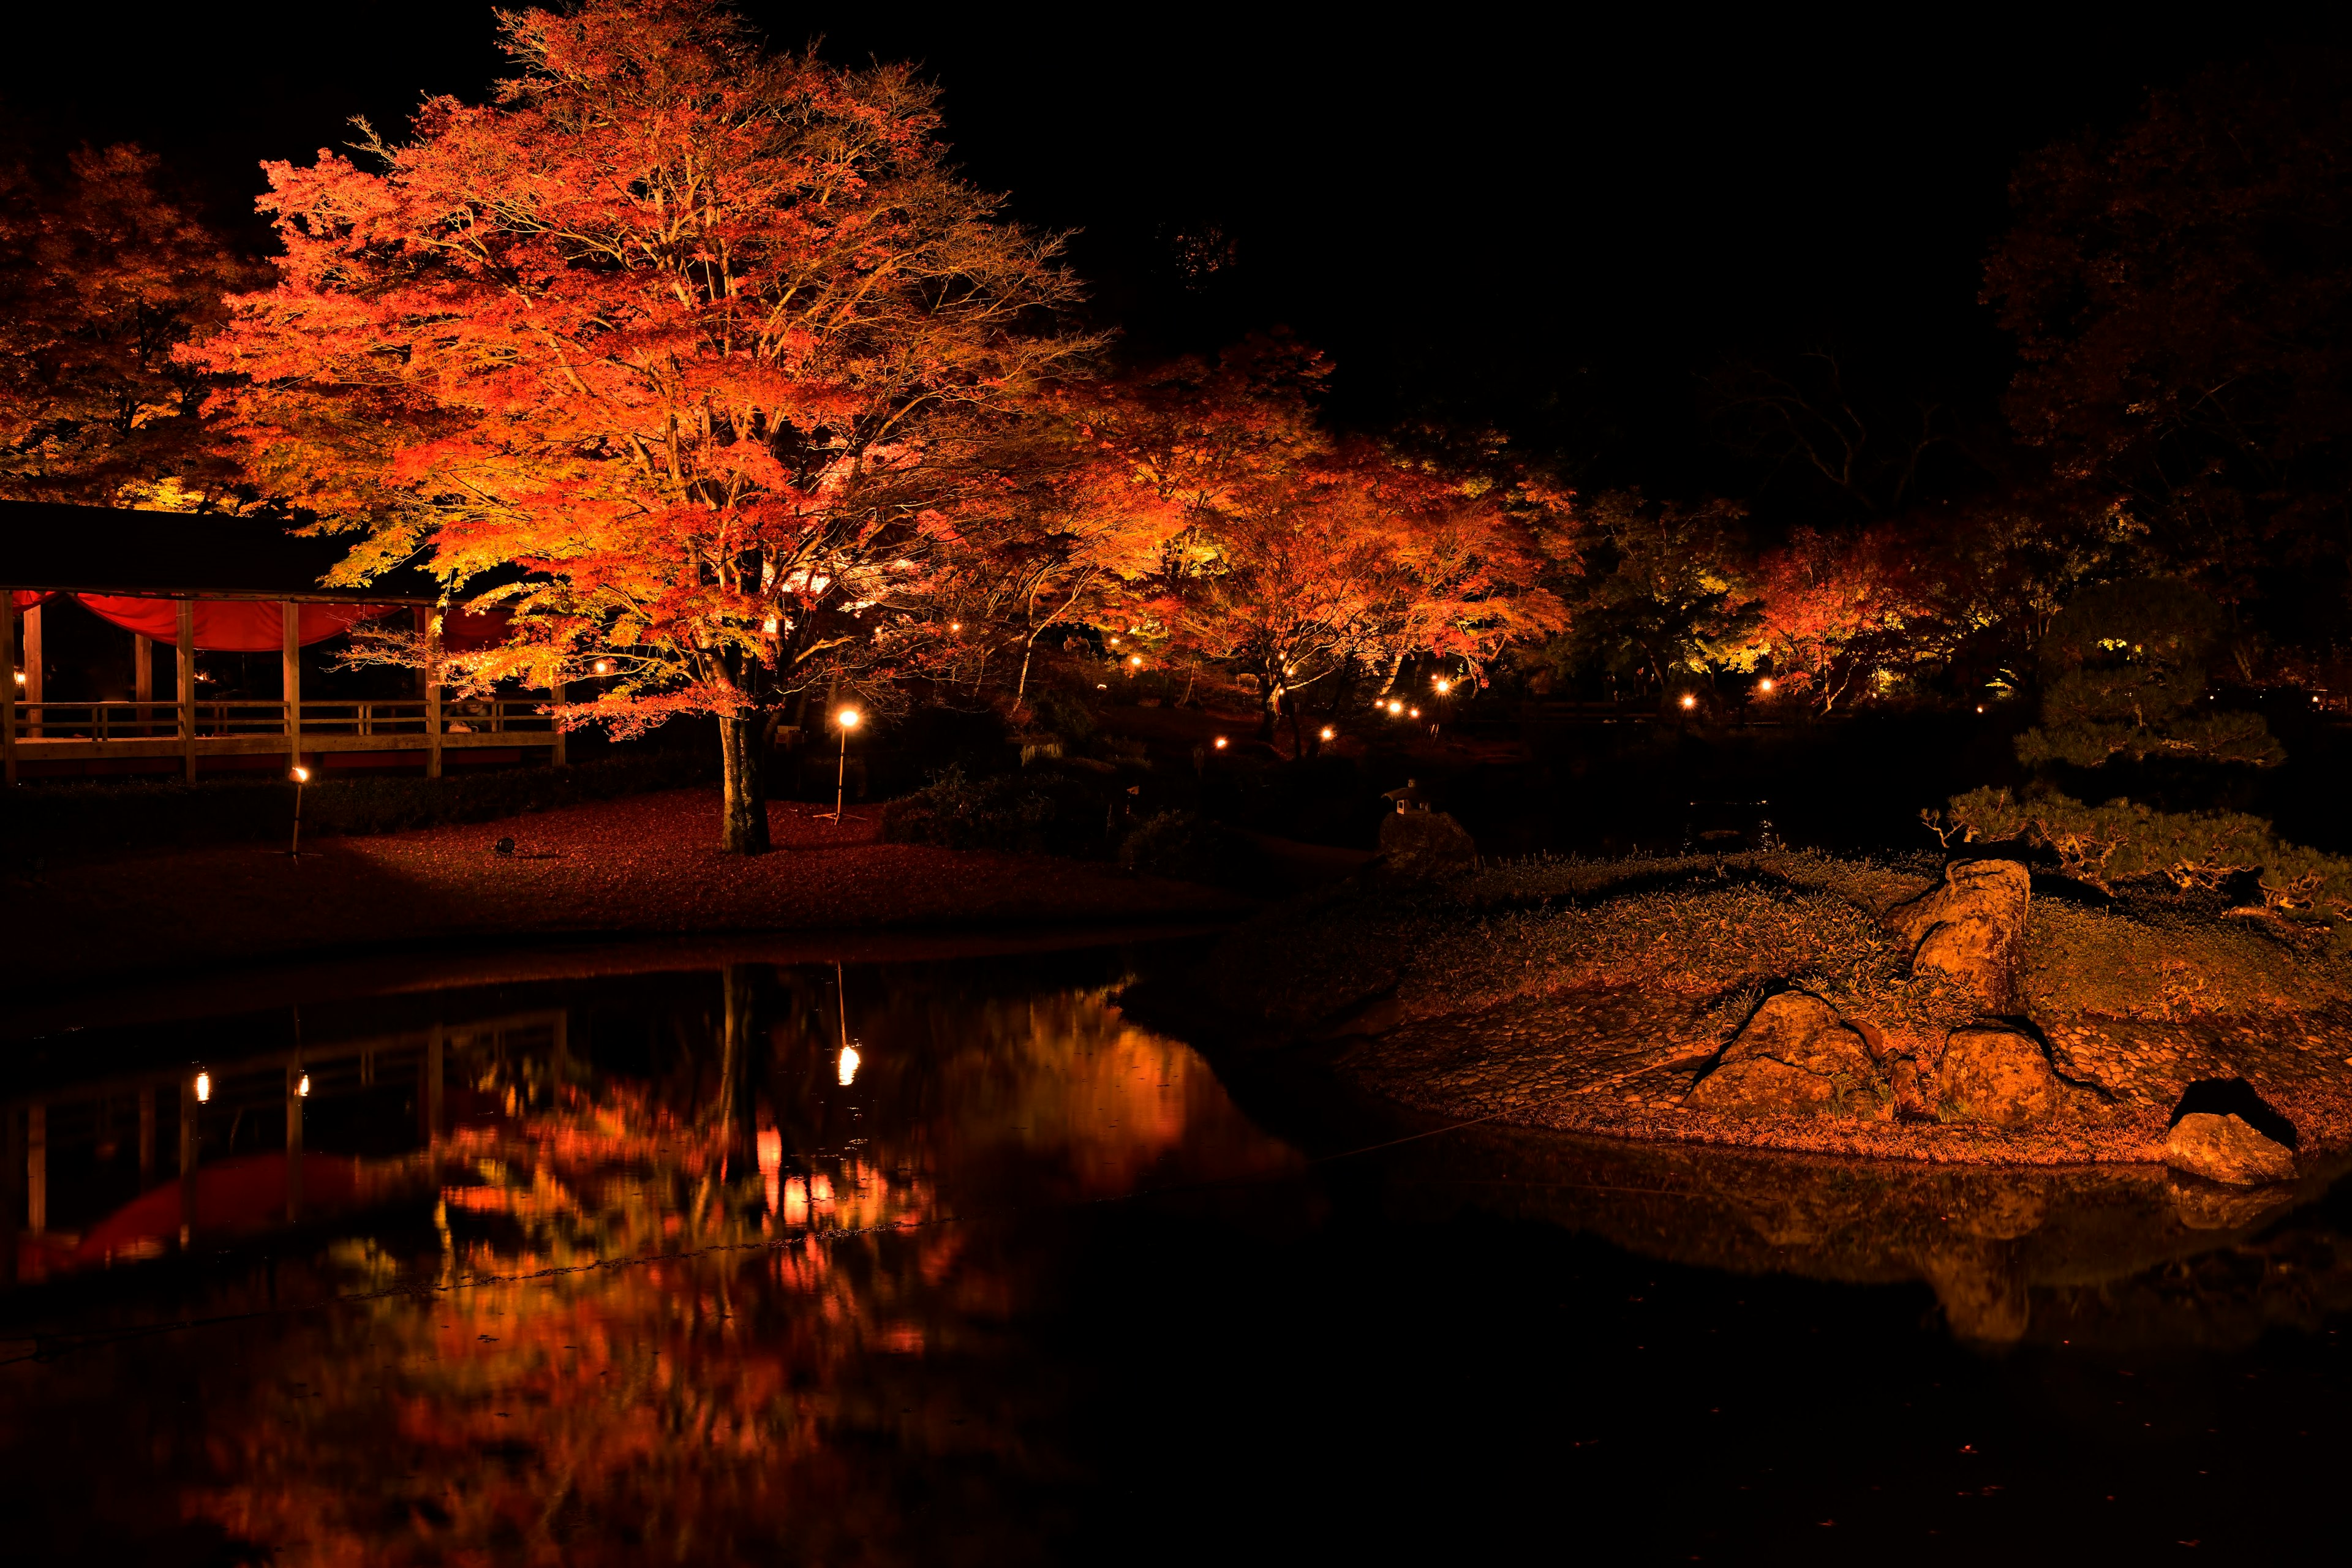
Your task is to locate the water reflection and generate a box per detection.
[0,957,1303,1564]
[15,953,2352,1561]
[1373,1118,2352,1346]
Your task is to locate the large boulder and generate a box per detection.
[1376,810,1477,882]
[1936,1024,2060,1128]
[1687,991,1878,1117]
[1887,859,2031,1007]
[2164,1112,2296,1186]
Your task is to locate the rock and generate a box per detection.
[1687,991,1877,1117]
[1917,1245,2031,1343]
[1888,1056,1936,1121]
[1936,1025,2061,1128]
[1375,810,1477,882]
[2166,1174,2299,1231]
[2163,1112,2296,1187]
[1886,859,2030,1007]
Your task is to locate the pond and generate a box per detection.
[5,937,2352,1562]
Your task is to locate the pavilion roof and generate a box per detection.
[0,500,433,603]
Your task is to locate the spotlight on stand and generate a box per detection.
[288,764,312,857]
[827,709,862,822]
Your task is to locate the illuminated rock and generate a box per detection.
[1374,809,1477,881]
[1886,858,2030,1007]
[2165,1112,2296,1186]
[1936,1024,2061,1127]
[1687,990,1878,1117]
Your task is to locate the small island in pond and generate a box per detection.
[1186,846,2352,1184]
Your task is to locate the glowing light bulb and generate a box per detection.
[1129,654,1143,667]
[296,1073,311,1097]
[949,620,961,631]
[1680,695,1697,710]
[1977,704,1986,714]
[592,659,612,675]
[1319,726,1335,741]
[11,670,21,686]
[837,708,861,729]
[1434,679,1451,695]
[290,765,311,783]
[195,1072,211,1104]
[837,1044,861,1086]
[1758,678,1774,693]
[1409,707,1420,718]
[1213,736,1229,750]
[1387,700,1403,715]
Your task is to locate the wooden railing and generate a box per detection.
[7,696,555,740]
[2,695,562,783]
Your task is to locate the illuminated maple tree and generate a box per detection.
[194,0,1095,850]
[0,140,260,505]
[977,336,1565,740]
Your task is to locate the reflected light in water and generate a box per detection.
[839,1043,861,1085]
[758,1126,783,1215]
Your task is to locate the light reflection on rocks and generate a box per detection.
[1376,1121,2352,1347]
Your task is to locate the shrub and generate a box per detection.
[1117,809,1273,892]
[878,764,1121,857]
[1935,785,2352,937]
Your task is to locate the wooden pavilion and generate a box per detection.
[1,501,560,785]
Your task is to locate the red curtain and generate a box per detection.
[12,591,495,651]
[72,594,405,651]
[13,592,404,651]
[442,606,512,651]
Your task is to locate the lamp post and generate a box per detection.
[829,707,861,822]
[288,764,311,857]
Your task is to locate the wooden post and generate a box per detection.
[21,600,39,738]
[423,1024,445,1145]
[282,601,301,776]
[551,682,567,766]
[2,587,16,787]
[24,1103,43,1235]
[179,1076,199,1245]
[0,1105,20,1285]
[285,1058,304,1223]
[421,606,443,780]
[134,631,153,733]
[177,598,197,783]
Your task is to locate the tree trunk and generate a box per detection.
[720,713,771,853]
[1259,679,1280,741]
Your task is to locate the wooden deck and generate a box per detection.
[4,696,560,780]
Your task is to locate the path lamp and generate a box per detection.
[828,708,861,821]
[288,764,312,857]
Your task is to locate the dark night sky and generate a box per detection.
[6,4,2343,489]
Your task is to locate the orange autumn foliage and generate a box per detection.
[191,0,1095,849]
